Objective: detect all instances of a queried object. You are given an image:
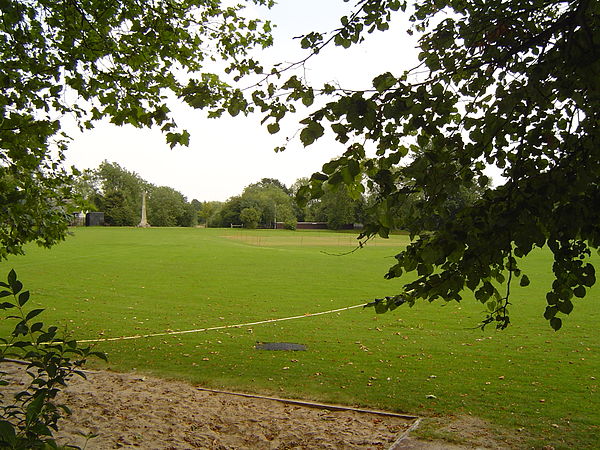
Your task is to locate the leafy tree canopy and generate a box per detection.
[94,161,147,225]
[193,200,224,226]
[241,182,296,228]
[213,180,297,228]
[217,195,244,227]
[252,0,600,330]
[247,177,292,195]
[147,186,191,227]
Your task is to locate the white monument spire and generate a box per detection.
[138,191,150,227]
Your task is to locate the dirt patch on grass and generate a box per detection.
[222,233,407,248]
[3,362,412,449]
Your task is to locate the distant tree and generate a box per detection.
[240,207,261,229]
[147,186,189,227]
[178,203,198,227]
[306,183,364,230]
[99,191,137,226]
[194,200,223,226]
[69,169,102,213]
[217,196,243,227]
[241,183,296,229]
[89,162,199,227]
[94,161,148,226]
[190,199,203,221]
[206,203,226,228]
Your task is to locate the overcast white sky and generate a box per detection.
[63,1,419,202]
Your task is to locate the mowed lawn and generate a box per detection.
[2,227,599,448]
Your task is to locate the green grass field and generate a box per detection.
[2,227,599,448]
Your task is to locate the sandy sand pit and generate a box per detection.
[2,363,416,449]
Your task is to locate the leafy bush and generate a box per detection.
[282,218,297,230]
[0,270,106,449]
[240,207,261,229]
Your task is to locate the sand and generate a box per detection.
[2,362,414,449]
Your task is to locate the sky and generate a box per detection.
[63,1,420,202]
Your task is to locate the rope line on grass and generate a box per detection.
[75,302,368,344]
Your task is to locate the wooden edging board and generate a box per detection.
[196,387,422,449]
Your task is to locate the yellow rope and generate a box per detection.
[75,302,367,344]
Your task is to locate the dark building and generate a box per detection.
[85,212,105,227]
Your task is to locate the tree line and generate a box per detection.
[72,161,485,231]
[71,161,195,227]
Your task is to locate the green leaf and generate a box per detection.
[25,308,44,322]
[266,122,280,134]
[519,275,530,287]
[310,172,328,182]
[348,159,360,177]
[18,290,30,306]
[0,421,16,447]
[573,286,586,298]
[546,292,559,305]
[374,301,388,314]
[12,280,23,295]
[550,317,562,331]
[302,88,314,106]
[14,321,29,336]
[300,121,324,147]
[26,393,45,424]
[7,269,16,286]
[322,160,340,175]
[92,351,109,362]
[557,300,574,315]
[544,305,557,320]
[372,72,396,92]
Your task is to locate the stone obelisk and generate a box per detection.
[138,191,150,227]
